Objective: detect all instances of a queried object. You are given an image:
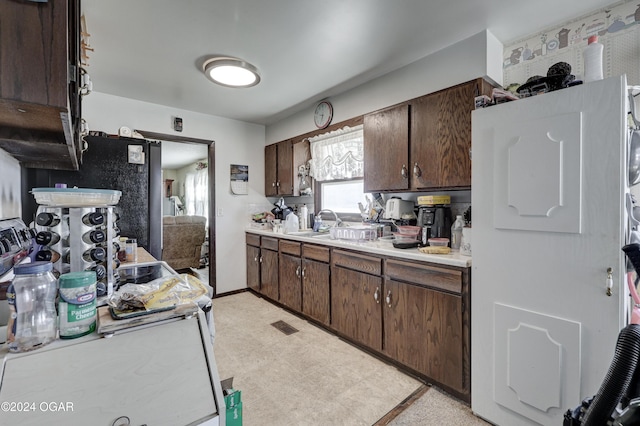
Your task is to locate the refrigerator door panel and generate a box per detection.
[471,76,628,426]
[43,136,162,259]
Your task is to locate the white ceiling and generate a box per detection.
[82,0,615,127]
[160,141,208,170]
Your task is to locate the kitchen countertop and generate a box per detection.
[246,227,472,268]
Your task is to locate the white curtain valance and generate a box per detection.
[309,125,364,181]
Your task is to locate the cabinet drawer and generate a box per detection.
[303,244,330,263]
[332,249,381,276]
[280,240,301,256]
[261,236,279,251]
[246,233,260,247]
[386,259,462,294]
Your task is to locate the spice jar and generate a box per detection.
[125,238,138,262]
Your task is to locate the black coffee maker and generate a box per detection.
[417,205,452,244]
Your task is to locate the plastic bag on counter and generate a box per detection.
[107,273,208,312]
[284,212,299,233]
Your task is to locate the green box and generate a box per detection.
[225,391,242,426]
[225,389,242,408]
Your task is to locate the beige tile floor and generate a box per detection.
[212,292,489,426]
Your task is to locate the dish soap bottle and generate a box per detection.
[313,215,323,232]
[451,215,464,251]
[583,35,603,83]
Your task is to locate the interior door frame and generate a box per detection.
[136,130,217,296]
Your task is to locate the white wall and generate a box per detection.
[83,92,267,294]
[266,30,503,144]
[0,148,21,220]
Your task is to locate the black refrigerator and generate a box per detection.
[21,135,162,259]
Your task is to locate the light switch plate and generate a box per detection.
[128,145,145,164]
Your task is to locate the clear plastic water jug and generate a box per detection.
[8,261,58,352]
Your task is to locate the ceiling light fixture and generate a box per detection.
[202,56,261,88]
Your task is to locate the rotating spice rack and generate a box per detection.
[31,188,122,297]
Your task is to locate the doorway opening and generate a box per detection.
[136,130,217,295]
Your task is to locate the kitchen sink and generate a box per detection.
[285,231,331,238]
[285,231,317,237]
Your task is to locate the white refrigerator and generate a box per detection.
[471,75,630,425]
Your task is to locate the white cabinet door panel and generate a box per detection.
[0,317,219,425]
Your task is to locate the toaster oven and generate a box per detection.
[0,218,32,278]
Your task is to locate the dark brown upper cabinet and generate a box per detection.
[0,0,82,170]
[265,138,310,197]
[364,78,494,192]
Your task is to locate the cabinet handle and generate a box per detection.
[401,165,408,179]
[254,255,258,262]
[301,267,306,278]
[276,181,280,187]
[259,256,263,263]
[385,290,392,308]
[374,287,380,304]
[413,162,422,178]
[272,182,276,187]
[295,266,301,277]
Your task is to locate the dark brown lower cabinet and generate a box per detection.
[331,249,383,352]
[260,237,279,300]
[279,252,302,311]
[384,259,469,398]
[246,234,261,292]
[301,257,330,325]
[383,279,463,392]
[246,244,261,292]
[278,241,331,325]
[301,244,330,325]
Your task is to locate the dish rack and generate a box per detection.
[330,227,378,241]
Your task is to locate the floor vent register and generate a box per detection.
[271,320,299,336]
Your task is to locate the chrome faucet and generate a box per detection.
[317,209,343,227]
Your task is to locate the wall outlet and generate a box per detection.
[217,207,223,217]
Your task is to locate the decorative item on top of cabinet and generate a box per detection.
[0,0,82,171]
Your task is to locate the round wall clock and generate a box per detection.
[314,101,333,129]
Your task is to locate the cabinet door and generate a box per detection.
[279,252,302,311]
[0,0,81,169]
[331,266,382,351]
[246,245,261,292]
[265,144,278,196]
[277,139,294,195]
[302,258,330,325]
[437,81,475,188]
[364,104,410,192]
[260,248,279,300]
[410,93,440,188]
[384,279,464,392]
